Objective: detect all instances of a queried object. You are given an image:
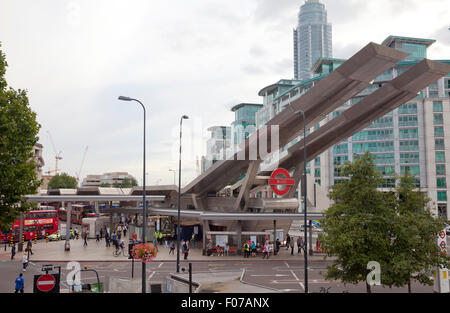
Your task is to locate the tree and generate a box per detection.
[48,173,78,189]
[319,152,396,293]
[112,177,138,188]
[384,172,450,292]
[100,182,112,187]
[0,43,41,227]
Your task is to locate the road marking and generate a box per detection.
[148,271,156,280]
[158,263,163,268]
[251,274,290,277]
[284,261,290,268]
[299,282,305,290]
[290,270,300,281]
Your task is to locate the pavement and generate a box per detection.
[0,237,331,263]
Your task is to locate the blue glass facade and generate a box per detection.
[294,0,332,81]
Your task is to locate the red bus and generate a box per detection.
[59,204,96,224]
[0,210,59,242]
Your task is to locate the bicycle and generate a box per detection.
[319,286,331,293]
[113,246,128,257]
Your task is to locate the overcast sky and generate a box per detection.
[0,0,449,186]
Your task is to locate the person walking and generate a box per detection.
[251,241,256,257]
[224,243,230,256]
[286,235,291,250]
[22,253,28,272]
[100,228,103,240]
[11,244,16,260]
[275,238,281,256]
[83,232,88,247]
[14,273,24,293]
[112,232,117,248]
[105,232,111,247]
[96,231,100,242]
[297,237,304,254]
[123,225,127,238]
[243,241,249,258]
[26,240,33,255]
[183,241,189,260]
[262,242,269,259]
[290,237,295,255]
[169,241,175,255]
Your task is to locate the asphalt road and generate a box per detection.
[0,259,434,293]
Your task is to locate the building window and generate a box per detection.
[433,101,443,112]
[400,153,419,164]
[435,126,444,137]
[398,115,418,127]
[436,164,446,176]
[314,157,320,166]
[435,139,445,150]
[434,113,444,125]
[436,152,446,163]
[438,191,447,201]
[400,165,420,176]
[399,128,418,139]
[398,103,417,114]
[399,140,419,152]
[437,178,447,188]
[376,166,395,176]
[314,168,320,178]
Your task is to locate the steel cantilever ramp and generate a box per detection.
[182,42,408,196]
[271,59,450,173]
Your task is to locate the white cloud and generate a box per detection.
[0,0,449,186]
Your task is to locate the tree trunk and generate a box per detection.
[366,282,372,293]
[408,281,411,293]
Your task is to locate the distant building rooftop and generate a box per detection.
[381,35,436,48]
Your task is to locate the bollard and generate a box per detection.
[45,233,49,243]
[34,232,37,244]
[56,233,59,242]
[22,234,25,245]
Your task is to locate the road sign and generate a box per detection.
[269,168,295,196]
[34,274,60,293]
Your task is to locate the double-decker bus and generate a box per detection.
[59,204,96,224]
[0,210,59,242]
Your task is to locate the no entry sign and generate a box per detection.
[34,274,60,293]
[269,168,295,196]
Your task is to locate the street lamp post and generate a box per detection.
[177,115,189,273]
[296,109,308,294]
[169,169,176,185]
[118,95,147,294]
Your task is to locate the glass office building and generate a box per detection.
[293,0,332,81]
[231,103,263,146]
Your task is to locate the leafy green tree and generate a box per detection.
[384,172,450,292]
[112,177,138,188]
[0,43,41,227]
[100,182,112,187]
[319,152,396,293]
[48,173,78,189]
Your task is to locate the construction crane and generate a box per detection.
[75,146,89,185]
[46,130,62,175]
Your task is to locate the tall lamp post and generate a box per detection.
[295,109,308,293]
[169,169,176,185]
[177,115,189,273]
[118,95,147,294]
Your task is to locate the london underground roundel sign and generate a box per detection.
[269,168,295,197]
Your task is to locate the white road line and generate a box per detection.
[158,263,163,268]
[290,270,300,281]
[148,271,156,280]
[299,282,305,290]
[284,261,290,268]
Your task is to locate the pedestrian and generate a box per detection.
[22,253,28,272]
[290,237,295,255]
[286,235,291,250]
[41,229,45,239]
[112,232,117,247]
[169,241,175,255]
[191,233,195,247]
[123,225,127,238]
[26,240,33,255]
[83,232,88,247]
[96,231,100,242]
[100,228,103,239]
[11,244,16,260]
[243,241,249,258]
[105,232,110,247]
[164,237,168,248]
[183,241,189,260]
[224,243,230,256]
[251,241,256,257]
[262,243,269,259]
[275,238,281,255]
[14,273,24,293]
[297,237,304,254]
